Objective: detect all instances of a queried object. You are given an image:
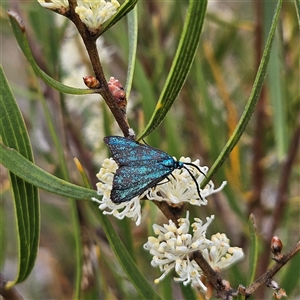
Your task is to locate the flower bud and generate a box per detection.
[83,76,101,89]
[108,77,127,110]
[271,236,283,260]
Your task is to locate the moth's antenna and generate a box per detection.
[183,162,206,177]
[184,162,213,189]
[182,165,203,201]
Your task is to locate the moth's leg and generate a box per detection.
[156,175,173,186]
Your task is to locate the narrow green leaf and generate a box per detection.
[201,0,283,188]
[137,0,208,140]
[28,63,84,299]
[28,5,61,75]
[265,3,287,160]
[0,65,39,285]
[125,5,138,98]
[161,275,172,300]
[0,142,97,200]
[0,143,163,299]
[7,10,93,95]
[247,214,258,285]
[92,207,163,300]
[100,0,138,35]
[295,0,300,23]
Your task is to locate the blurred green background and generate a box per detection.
[1,0,299,299]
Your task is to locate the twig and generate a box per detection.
[66,0,131,137]
[190,240,300,299]
[258,119,300,290]
[244,241,300,297]
[0,274,23,300]
[192,251,230,299]
[152,200,187,226]
[249,0,267,216]
[269,121,300,240]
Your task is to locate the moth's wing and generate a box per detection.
[104,136,171,166]
[104,136,139,164]
[111,163,174,203]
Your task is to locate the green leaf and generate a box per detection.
[125,5,138,98]
[0,142,97,200]
[0,65,39,286]
[265,2,287,160]
[137,0,208,140]
[295,0,300,22]
[0,141,163,299]
[7,10,94,95]
[247,214,258,285]
[201,0,283,187]
[100,0,138,35]
[93,208,163,300]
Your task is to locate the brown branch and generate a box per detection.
[243,241,300,297]
[190,240,300,299]
[249,0,267,216]
[258,120,300,294]
[268,122,300,241]
[66,0,131,137]
[0,274,24,300]
[152,200,187,226]
[192,251,229,299]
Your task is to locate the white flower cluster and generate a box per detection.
[147,157,226,206]
[143,212,244,291]
[75,0,120,31]
[37,0,69,13]
[37,0,120,30]
[93,157,226,226]
[93,158,142,225]
[202,232,245,271]
[92,155,244,291]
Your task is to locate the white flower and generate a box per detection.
[37,0,69,12]
[93,156,226,225]
[92,158,142,226]
[143,212,244,290]
[147,157,226,206]
[75,0,120,32]
[143,211,215,291]
[202,233,244,271]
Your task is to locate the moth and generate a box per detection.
[104,136,205,203]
